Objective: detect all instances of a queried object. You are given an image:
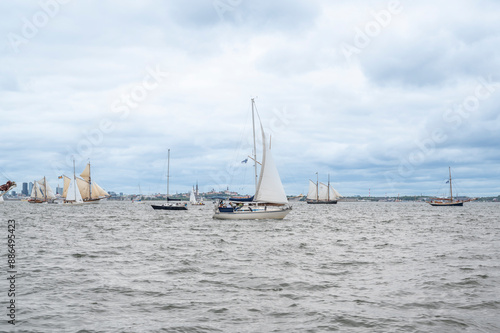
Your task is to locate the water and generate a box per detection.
[2,201,500,332]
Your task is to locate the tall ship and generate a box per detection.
[61,161,110,204]
[213,98,292,220]
[307,173,341,204]
[28,177,56,204]
[428,167,475,207]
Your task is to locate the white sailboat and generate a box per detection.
[307,173,341,204]
[132,184,144,204]
[213,98,292,220]
[190,186,204,205]
[28,177,56,203]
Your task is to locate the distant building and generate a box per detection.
[22,182,28,196]
[56,186,63,195]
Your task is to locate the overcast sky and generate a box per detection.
[1,0,499,197]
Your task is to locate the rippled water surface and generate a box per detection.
[2,201,500,332]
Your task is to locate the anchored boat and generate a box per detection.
[428,167,475,206]
[213,98,291,220]
[151,149,188,211]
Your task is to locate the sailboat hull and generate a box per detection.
[151,204,187,210]
[306,200,337,204]
[213,207,291,220]
[429,201,463,206]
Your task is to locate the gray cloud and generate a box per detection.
[1,0,499,197]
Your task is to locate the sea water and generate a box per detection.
[2,201,499,332]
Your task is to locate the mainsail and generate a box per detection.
[253,123,288,204]
[30,182,44,199]
[190,187,197,204]
[62,162,109,202]
[37,177,56,200]
[307,180,317,200]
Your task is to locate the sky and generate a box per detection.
[1,0,499,197]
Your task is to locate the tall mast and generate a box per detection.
[449,166,453,202]
[316,172,319,202]
[89,161,92,200]
[328,174,330,202]
[44,176,47,201]
[251,98,258,191]
[73,159,77,201]
[167,149,170,199]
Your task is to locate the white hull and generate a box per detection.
[62,202,86,206]
[213,207,291,220]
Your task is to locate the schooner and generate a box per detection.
[62,161,109,204]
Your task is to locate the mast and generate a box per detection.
[316,172,319,202]
[89,161,92,200]
[73,159,77,201]
[251,98,258,191]
[167,149,170,199]
[328,174,330,202]
[449,166,453,202]
[44,176,47,201]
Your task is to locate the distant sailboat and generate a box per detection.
[190,186,204,205]
[428,167,475,207]
[151,149,188,211]
[132,184,144,204]
[28,177,56,204]
[307,173,341,204]
[213,98,292,220]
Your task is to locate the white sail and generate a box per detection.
[30,182,44,199]
[66,179,83,203]
[307,180,317,200]
[190,187,197,204]
[254,125,288,204]
[318,182,330,200]
[44,183,56,199]
[35,177,55,200]
[331,187,342,198]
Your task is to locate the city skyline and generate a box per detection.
[1,1,499,197]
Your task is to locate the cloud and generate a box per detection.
[1,0,499,197]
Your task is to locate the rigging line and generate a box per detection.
[0,169,14,182]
